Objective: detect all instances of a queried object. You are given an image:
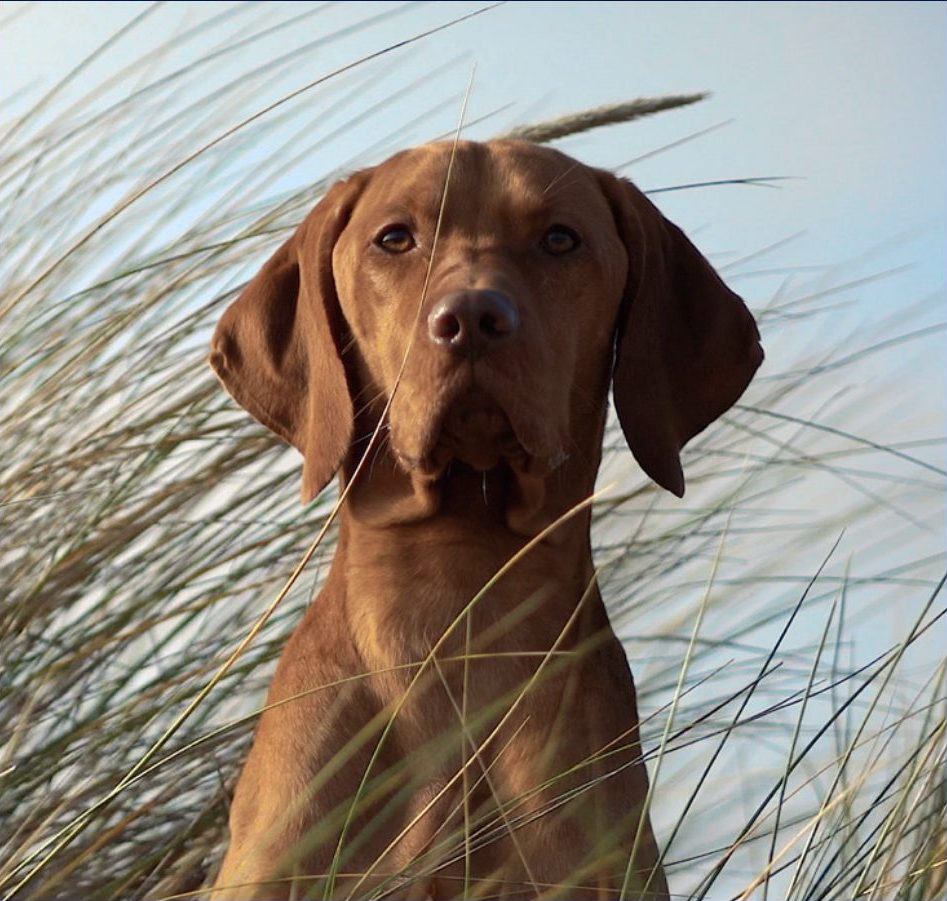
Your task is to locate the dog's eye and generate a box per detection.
[376,226,416,254]
[541,225,580,256]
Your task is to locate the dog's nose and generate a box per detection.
[427,290,519,356]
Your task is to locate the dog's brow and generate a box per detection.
[541,161,585,196]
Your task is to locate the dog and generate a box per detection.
[208,139,762,899]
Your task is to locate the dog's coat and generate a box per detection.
[209,140,762,899]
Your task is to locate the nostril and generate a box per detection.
[480,313,500,338]
[479,313,505,338]
[478,295,518,339]
[429,309,462,343]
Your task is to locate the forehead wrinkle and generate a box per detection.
[374,145,495,233]
[439,150,512,242]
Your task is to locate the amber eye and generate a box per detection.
[541,225,580,255]
[376,226,415,254]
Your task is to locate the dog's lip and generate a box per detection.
[393,385,562,478]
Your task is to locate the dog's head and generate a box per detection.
[210,141,762,530]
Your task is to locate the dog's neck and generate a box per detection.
[335,447,605,671]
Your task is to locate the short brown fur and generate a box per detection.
[208,140,762,900]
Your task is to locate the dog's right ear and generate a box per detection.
[209,173,369,503]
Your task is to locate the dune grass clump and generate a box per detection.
[0,5,943,899]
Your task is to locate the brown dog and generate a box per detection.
[208,140,762,900]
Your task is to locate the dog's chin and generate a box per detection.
[396,389,530,476]
[433,389,523,473]
[391,389,567,536]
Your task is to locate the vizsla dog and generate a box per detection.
[209,140,762,900]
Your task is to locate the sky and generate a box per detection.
[3,1,945,895]
[5,1,945,309]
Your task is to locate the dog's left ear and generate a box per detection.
[596,172,763,497]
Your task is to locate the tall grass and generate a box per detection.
[1,4,943,899]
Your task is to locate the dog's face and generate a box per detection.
[332,142,625,486]
[210,140,762,529]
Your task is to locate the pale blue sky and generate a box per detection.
[6,1,945,306]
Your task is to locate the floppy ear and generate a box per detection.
[209,174,369,503]
[597,173,763,497]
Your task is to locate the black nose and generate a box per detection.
[427,290,519,356]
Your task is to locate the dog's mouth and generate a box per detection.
[428,388,523,473]
[388,385,567,535]
[394,386,556,478]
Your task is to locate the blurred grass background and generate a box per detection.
[0,3,944,899]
